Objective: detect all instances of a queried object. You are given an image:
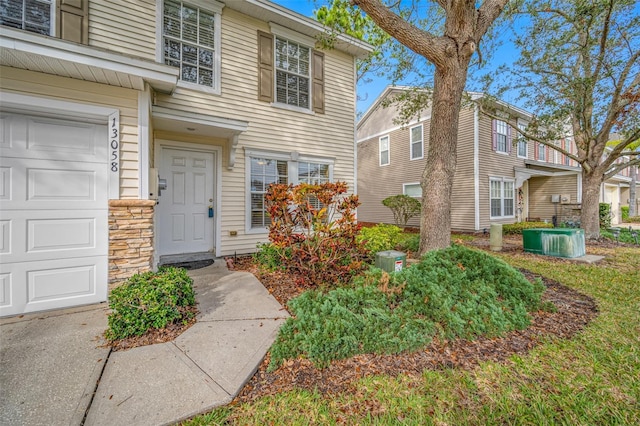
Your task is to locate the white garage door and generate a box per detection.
[0,113,108,316]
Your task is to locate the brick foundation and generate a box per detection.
[108,199,156,288]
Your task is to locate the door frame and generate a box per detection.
[154,140,222,262]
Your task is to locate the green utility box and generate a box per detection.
[375,250,407,273]
[522,228,585,258]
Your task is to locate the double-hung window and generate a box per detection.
[517,122,527,158]
[410,125,423,160]
[275,37,310,109]
[162,0,221,92]
[379,135,390,166]
[247,153,333,231]
[249,157,288,229]
[493,119,509,153]
[490,178,515,219]
[1,0,53,35]
[537,142,546,161]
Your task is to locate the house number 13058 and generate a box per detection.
[109,113,120,172]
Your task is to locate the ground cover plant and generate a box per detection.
[184,235,640,425]
[268,245,544,369]
[105,266,196,341]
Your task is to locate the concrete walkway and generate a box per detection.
[0,261,288,426]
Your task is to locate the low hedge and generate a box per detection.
[502,221,554,235]
[627,215,640,223]
[105,266,196,341]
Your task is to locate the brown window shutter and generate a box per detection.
[57,0,89,44]
[257,31,274,103]
[312,50,325,114]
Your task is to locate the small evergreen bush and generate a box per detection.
[357,224,403,256]
[599,203,612,228]
[503,221,553,235]
[269,245,545,369]
[105,267,196,341]
[382,194,421,227]
[621,206,629,222]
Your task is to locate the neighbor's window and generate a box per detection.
[0,0,53,35]
[495,119,508,153]
[537,142,546,161]
[275,36,310,109]
[490,178,515,218]
[249,157,288,228]
[410,125,423,160]
[379,135,390,166]
[517,122,527,158]
[163,0,219,89]
[403,183,422,198]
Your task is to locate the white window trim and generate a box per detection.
[379,135,390,166]
[517,120,528,159]
[495,119,509,154]
[244,149,335,234]
[155,0,223,95]
[403,182,422,198]
[410,124,424,160]
[489,177,516,219]
[271,33,313,111]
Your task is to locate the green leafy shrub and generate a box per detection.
[601,228,639,244]
[253,242,289,271]
[382,194,421,227]
[356,224,403,256]
[599,203,612,228]
[398,233,420,253]
[503,221,554,235]
[266,182,367,287]
[621,206,629,222]
[628,216,640,223]
[269,245,544,369]
[105,267,196,341]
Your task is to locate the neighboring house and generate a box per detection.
[356,86,624,231]
[0,0,370,316]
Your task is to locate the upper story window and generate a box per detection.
[492,119,510,154]
[517,122,527,158]
[410,124,423,160]
[1,0,88,43]
[162,0,221,92]
[379,135,390,166]
[1,0,53,35]
[258,26,325,114]
[536,142,546,161]
[275,37,310,109]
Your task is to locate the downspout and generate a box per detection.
[138,84,151,199]
[474,104,480,231]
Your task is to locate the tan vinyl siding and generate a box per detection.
[153,9,357,255]
[88,0,156,61]
[528,175,579,223]
[477,113,528,230]
[0,66,140,198]
[450,108,476,231]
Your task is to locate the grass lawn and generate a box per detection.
[185,242,640,425]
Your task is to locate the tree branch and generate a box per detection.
[605,157,640,180]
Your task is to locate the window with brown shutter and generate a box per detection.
[257,31,274,103]
[57,0,88,44]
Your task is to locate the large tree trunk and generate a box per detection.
[630,165,637,217]
[581,171,604,239]
[420,64,468,253]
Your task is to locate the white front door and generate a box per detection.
[157,147,215,256]
[0,113,108,317]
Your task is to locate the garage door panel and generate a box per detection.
[0,257,107,316]
[0,211,107,263]
[0,112,108,317]
[0,157,107,210]
[0,114,106,162]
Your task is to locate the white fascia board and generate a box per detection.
[232,0,372,58]
[0,28,178,92]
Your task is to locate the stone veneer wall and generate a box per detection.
[108,200,156,288]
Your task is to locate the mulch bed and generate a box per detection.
[230,256,598,404]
